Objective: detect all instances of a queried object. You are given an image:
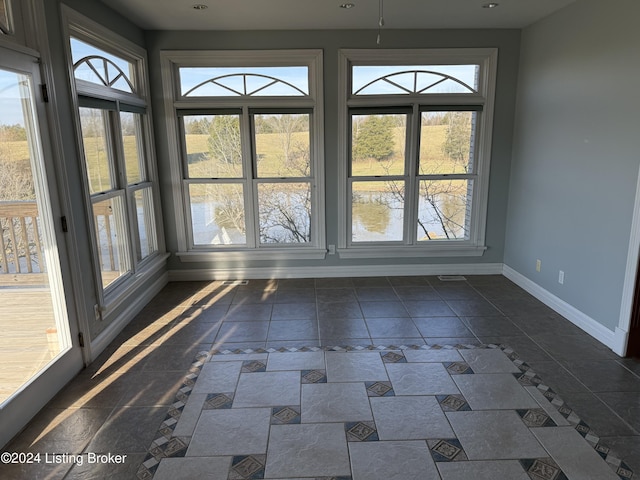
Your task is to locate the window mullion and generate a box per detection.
[241,106,258,248]
[405,104,420,246]
[110,108,136,271]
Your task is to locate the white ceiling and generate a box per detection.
[98,0,577,31]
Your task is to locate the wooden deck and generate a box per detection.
[0,288,62,404]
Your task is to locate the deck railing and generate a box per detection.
[0,201,46,286]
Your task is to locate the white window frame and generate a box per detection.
[62,7,166,315]
[337,48,497,258]
[161,50,326,261]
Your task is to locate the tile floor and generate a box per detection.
[1,275,640,479]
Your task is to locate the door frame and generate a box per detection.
[0,43,85,449]
[618,163,640,357]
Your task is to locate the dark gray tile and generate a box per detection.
[275,288,316,304]
[190,287,236,306]
[616,358,640,378]
[393,286,441,301]
[386,276,429,286]
[360,301,409,318]
[231,288,277,304]
[365,317,422,338]
[562,360,640,392]
[271,302,317,320]
[216,322,270,342]
[351,277,391,287]
[530,334,621,367]
[319,338,372,347]
[86,406,169,453]
[318,317,370,339]
[224,303,273,321]
[160,321,220,345]
[491,298,558,317]
[425,337,481,346]
[560,393,638,436]
[598,436,640,474]
[180,304,229,323]
[277,278,316,289]
[477,336,555,363]
[508,314,585,336]
[371,337,426,346]
[49,370,139,408]
[524,360,590,396]
[66,452,147,479]
[119,370,188,406]
[413,317,474,337]
[6,407,112,454]
[317,301,363,319]
[597,392,640,433]
[446,299,502,316]
[211,341,267,351]
[141,343,211,372]
[355,287,399,302]
[461,316,525,336]
[433,284,483,300]
[268,319,319,341]
[236,279,279,290]
[315,277,354,288]
[266,340,321,349]
[316,288,357,303]
[404,300,456,317]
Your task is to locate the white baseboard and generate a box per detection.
[89,272,169,362]
[168,263,504,282]
[502,265,626,356]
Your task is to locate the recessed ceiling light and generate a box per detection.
[192,4,208,10]
[482,2,499,8]
[340,3,355,9]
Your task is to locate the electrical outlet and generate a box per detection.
[558,270,564,284]
[328,244,336,255]
[536,259,541,272]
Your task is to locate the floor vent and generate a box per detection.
[222,280,249,286]
[437,275,467,281]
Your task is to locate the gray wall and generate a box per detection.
[505,0,640,330]
[145,29,520,273]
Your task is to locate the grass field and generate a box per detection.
[2,124,470,198]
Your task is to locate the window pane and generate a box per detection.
[417,179,472,241]
[258,182,311,244]
[179,66,309,97]
[189,183,246,245]
[79,107,113,194]
[352,181,404,242]
[92,195,130,288]
[351,114,406,176]
[255,114,310,178]
[352,65,478,95]
[134,187,157,260]
[184,115,243,178]
[0,0,10,34]
[120,112,145,184]
[419,111,475,175]
[70,37,135,93]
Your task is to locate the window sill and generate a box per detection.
[176,248,328,262]
[337,244,487,259]
[101,252,170,319]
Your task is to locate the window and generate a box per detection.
[161,50,325,259]
[0,0,10,35]
[338,49,497,257]
[66,13,161,298]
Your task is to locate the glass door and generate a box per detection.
[0,47,83,446]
